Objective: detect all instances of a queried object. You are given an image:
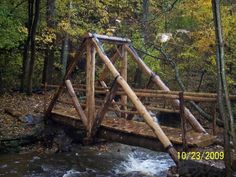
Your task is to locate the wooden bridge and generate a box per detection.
[45,33,222,165]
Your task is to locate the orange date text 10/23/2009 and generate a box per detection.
[177,151,224,160]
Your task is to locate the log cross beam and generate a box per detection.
[92,76,119,136]
[91,36,179,165]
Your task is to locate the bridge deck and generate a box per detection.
[51,107,215,148]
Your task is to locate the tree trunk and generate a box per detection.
[0,68,3,94]
[61,1,72,76]
[26,0,40,94]
[142,0,149,42]
[61,35,69,76]
[212,0,234,176]
[42,0,55,84]
[133,0,149,87]
[20,0,34,92]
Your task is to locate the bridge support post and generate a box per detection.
[86,40,96,138]
[179,92,188,151]
[120,45,127,118]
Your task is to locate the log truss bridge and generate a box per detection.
[45,33,227,164]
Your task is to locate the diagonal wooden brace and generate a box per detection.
[65,80,88,128]
[98,48,122,117]
[125,44,206,133]
[92,76,119,136]
[99,80,121,117]
[45,40,87,118]
[92,37,179,165]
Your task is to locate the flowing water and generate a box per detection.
[0,143,175,177]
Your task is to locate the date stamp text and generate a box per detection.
[177,151,224,160]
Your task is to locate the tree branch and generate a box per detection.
[9,0,28,15]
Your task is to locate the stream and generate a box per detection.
[0,143,175,177]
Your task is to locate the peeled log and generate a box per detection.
[86,42,96,136]
[92,38,178,164]
[65,79,88,128]
[125,45,206,133]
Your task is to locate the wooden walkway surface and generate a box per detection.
[51,106,216,147]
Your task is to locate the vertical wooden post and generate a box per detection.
[86,40,96,137]
[179,92,188,151]
[212,104,217,135]
[120,45,127,118]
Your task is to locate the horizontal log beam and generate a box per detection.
[85,33,131,43]
[57,98,180,114]
[44,84,236,101]
[57,99,140,115]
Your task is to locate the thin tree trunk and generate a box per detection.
[61,35,69,76]
[133,0,149,87]
[0,68,3,94]
[21,0,34,92]
[197,70,206,92]
[26,0,40,94]
[42,0,55,84]
[212,0,233,176]
[142,0,149,42]
[61,1,72,76]
[42,50,49,84]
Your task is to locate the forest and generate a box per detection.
[0,0,235,94]
[0,0,236,176]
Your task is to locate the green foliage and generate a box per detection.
[0,0,236,94]
[0,2,27,49]
[0,53,22,89]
